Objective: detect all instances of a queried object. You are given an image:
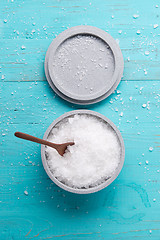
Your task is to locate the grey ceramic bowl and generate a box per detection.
[41,110,125,194]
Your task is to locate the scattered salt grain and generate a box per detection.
[136,30,141,35]
[1,75,5,80]
[133,14,139,19]
[116,90,121,94]
[149,147,153,152]
[21,45,26,50]
[24,190,28,196]
[142,104,146,108]
[153,24,158,29]
[4,19,7,23]
[46,115,121,188]
[145,51,150,56]
[153,198,156,202]
[145,160,149,165]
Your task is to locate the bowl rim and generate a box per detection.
[41,110,125,194]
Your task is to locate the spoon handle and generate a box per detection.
[14,132,59,148]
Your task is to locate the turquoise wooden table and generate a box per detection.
[0,0,160,239]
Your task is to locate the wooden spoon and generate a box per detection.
[14,132,74,156]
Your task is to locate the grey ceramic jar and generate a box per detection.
[41,110,125,194]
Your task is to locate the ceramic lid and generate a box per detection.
[45,26,124,105]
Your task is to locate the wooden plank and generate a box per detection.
[0,38,160,82]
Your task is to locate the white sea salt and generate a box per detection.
[142,104,146,108]
[24,190,28,195]
[21,45,26,50]
[149,147,153,152]
[46,115,121,188]
[1,75,5,80]
[145,51,150,56]
[153,24,158,29]
[133,14,139,19]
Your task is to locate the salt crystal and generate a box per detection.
[142,104,146,108]
[153,24,158,29]
[4,19,7,23]
[120,112,123,117]
[46,115,121,188]
[145,160,149,165]
[153,198,156,202]
[155,5,159,8]
[116,90,121,94]
[1,75,5,80]
[136,30,141,35]
[21,45,26,50]
[24,190,28,195]
[149,147,153,152]
[133,14,139,19]
[145,51,149,56]
[129,96,133,100]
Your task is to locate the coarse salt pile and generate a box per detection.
[46,114,121,189]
